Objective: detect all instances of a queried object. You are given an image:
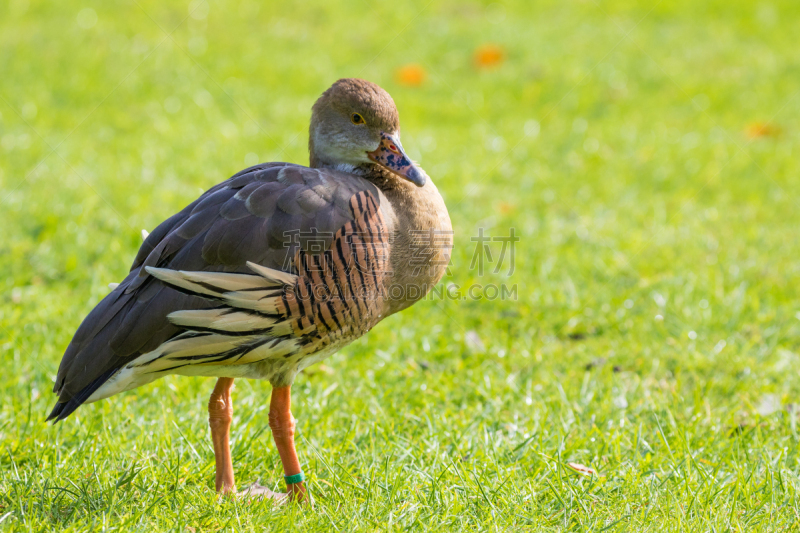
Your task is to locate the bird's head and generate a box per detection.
[308,78,426,187]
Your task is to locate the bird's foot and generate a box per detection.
[238,483,289,505]
[238,482,312,507]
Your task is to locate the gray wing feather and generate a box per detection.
[52,163,380,410]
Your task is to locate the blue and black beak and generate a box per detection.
[367,132,427,187]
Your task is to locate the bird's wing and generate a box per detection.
[138,190,390,376]
[50,163,383,419]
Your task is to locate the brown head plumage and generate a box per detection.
[313,78,399,133]
[309,78,426,187]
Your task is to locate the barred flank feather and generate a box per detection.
[59,190,393,409]
[145,190,390,355]
[47,162,401,421]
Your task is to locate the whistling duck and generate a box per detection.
[49,78,453,503]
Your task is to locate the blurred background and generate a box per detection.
[2,0,800,529]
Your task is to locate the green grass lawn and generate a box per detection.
[2,0,800,530]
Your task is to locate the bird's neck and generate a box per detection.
[381,171,453,314]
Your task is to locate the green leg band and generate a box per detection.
[284,471,305,485]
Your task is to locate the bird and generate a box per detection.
[48,78,453,504]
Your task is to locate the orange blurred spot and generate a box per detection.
[474,44,505,68]
[746,122,780,139]
[498,202,516,214]
[396,64,425,87]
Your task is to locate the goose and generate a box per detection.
[48,78,453,503]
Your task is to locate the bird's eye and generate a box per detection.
[351,113,365,125]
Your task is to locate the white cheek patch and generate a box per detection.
[313,126,372,165]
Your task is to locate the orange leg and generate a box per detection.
[208,377,236,493]
[268,385,308,502]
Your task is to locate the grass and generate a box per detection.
[2,0,800,530]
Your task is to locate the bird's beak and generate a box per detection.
[367,132,427,187]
